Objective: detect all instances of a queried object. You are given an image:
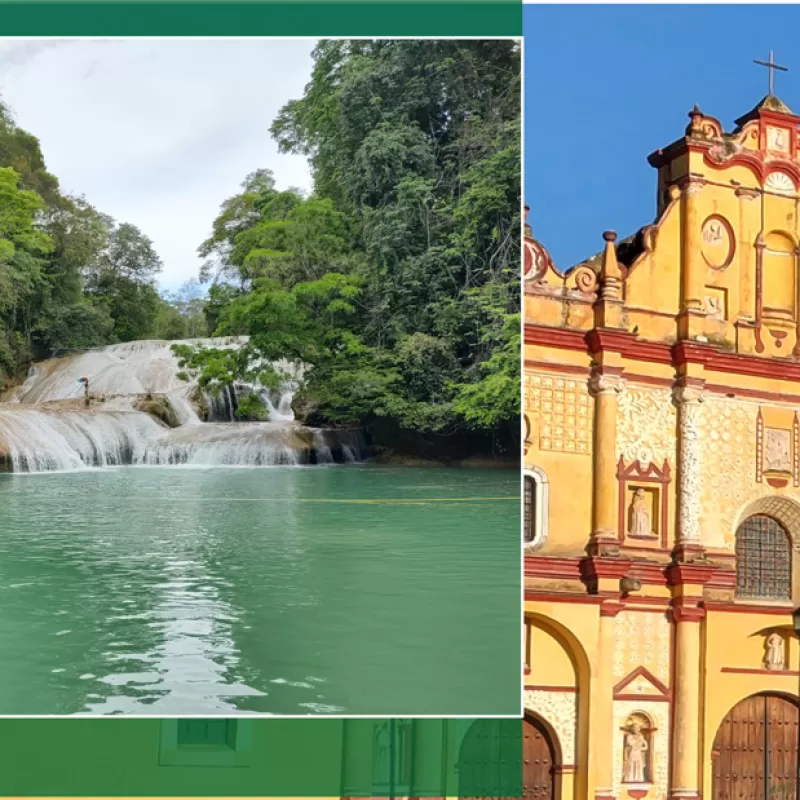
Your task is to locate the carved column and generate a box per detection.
[680,179,707,340]
[672,385,705,561]
[589,372,625,555]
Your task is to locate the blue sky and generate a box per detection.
[524,4,800,270]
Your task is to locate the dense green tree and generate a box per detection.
[0,96,174,384]
[185,40,521,443]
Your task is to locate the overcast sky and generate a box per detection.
[0,39,315,291]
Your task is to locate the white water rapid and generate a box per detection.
[0,338,363,473]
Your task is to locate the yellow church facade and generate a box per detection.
[524,92,800,800]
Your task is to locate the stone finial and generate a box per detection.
[686,104,705,137]
[600,230,622,301]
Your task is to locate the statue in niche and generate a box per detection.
[764,428,792,473]
[629,488,656,538]
[622,718,650,784]
[765,632,786,671]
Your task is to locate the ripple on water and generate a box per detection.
[0,466,518,715]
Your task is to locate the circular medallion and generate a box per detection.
[524,240,534,278]
[701,215,734,269]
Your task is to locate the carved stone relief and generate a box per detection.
[616,387,677,467]
[674,388,704,543]
[698,397,759,549]
[526,374,592,454]
[524,689,576,765]
[764,428,792,473]
[612,701,669,800]
[613,611,671,687]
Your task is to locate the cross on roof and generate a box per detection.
[754,50,788,96]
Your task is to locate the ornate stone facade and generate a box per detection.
[674,388,704,544]
[524,688,577,766]
[616,387,677,468]
[612,700,670,800]
[612,611,671,687]
[526,374,592,454]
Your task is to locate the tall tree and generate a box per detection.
[185,40,521,441]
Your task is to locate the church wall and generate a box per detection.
[700,609,799,798]
[525,92,800,800]
[524,601,598,800]
[623,198,682,320]
[524,368,594,554]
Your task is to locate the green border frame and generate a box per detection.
[0,2,521,36]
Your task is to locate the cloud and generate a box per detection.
[0,38,316,289]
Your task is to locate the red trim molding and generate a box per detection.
[523,359,589,377]
[525,556,583,581]
[665,562,717,587]
[705,600,795,616]
[579,556,634,582]
[525,591,605,606]
[613,665,670,698]
[600,601,626,618]
[670,596,706,623]
[721,667,800,676]
[525,326,586,350]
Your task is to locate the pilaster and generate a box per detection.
[666,564,715,800]
[678,178,708,341]
[672,383,706,563]
[593,599,624,800]
[588,370,625,556]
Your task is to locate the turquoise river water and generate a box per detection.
[0,465,519,716]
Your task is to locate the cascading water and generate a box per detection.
[0,337,365,473]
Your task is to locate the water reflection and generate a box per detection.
[0,466,518,715]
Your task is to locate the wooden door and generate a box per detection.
[712,694,799,800]
[459,717,554,800]
[523,716,555,800]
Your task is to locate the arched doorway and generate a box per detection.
[523,715,558,800]
[458,715,558,800]
[711,693,799,800]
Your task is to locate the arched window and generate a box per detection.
[524,468,548,549]
[735,514,791,600]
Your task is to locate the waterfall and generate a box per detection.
[0,337,365,473]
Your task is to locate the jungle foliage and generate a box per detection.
[0,40,521,445]
[0,103,202,388]
[181,40,521,439]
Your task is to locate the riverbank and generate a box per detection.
[371,450,518,469]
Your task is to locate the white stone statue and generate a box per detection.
[622,721,649,783]
[629,488,655,538]
[765,633,786,671]
[764,428,791,473]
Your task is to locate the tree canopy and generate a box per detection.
[179,40,521,442]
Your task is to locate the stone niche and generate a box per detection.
[617,457,670,550]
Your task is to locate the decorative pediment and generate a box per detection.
[613,666,669,700]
